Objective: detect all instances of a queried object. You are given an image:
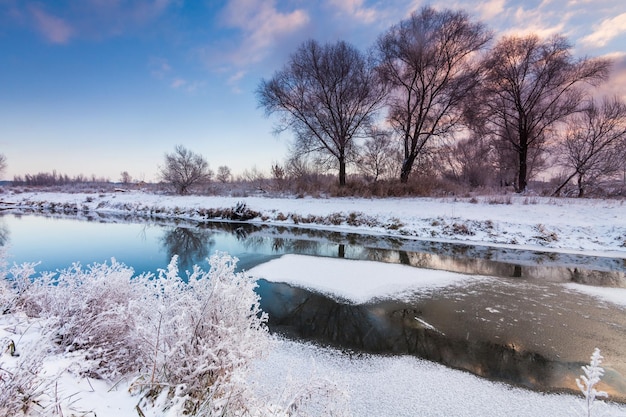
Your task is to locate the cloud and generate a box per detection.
[29,4,73,44]
[18,0,177,43]
[170,78,187,89]
[326,0,379,24]
[149,57,172,79]
[475,0,506,20]
[220,0,309,66]
[493,4,568,39]
[581,12,626,47]
[597,52,626,101]
[227,70,247,94]
[170,77,205,93]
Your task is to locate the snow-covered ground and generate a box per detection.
[1,189,626,416]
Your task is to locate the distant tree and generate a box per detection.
[442,135,496,187]
[240,166,266,191]
[475,34,611,192]
[120,171,132,185]
[357,128,397,181]
[376,6,492,183]
[271,163,286,191]
[271,163,285,181]
[0,154,6,177]
[258,39,386,186]
[553,97,626,197]
[159,145,212,195]
[216,166,232,183]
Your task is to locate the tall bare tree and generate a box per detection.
[553,97,626,197]
[376,6,492,183]
[257,39,386,186]
[159,145,212,195]
[477,34,611,192]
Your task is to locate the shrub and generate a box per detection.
[10,253,270,415]
[576,348,608,417]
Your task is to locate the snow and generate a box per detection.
[250,340,625,417]
[564,283,626,307]
[1,189,626,416]
[248,254,487,304]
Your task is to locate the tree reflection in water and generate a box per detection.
[0,218,9,247]
[160,226,215,272]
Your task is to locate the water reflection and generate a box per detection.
[258,279,626,401]
[160,227,215,272]
[0,218,8,247]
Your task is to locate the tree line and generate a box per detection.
[257,6,625,195]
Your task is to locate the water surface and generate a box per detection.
[1,212,625,400]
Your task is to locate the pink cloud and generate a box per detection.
[582,13,626,47]
[29,5,73,44]
[326,0,379,24]
[221,0,309,66]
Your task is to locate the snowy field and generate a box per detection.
[1,190,626,416]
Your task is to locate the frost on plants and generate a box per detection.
[0,341,48,416]
[576,348,608,417]
[135,252,271,415]
[3,251,270,416]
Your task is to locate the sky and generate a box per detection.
[0,0,625,182]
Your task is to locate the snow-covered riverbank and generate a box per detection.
[1,190,625,256]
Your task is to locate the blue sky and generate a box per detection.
[1,0,625,182]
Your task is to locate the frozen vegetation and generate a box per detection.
[1,190,625,416]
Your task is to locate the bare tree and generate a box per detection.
[357,128,398,181]
[120,171,132,185]
[476,34,611,192]
[216,166,232,183]
[257,39,386,186]
[0,154,6,178]
[376,6,492,183]
[159,145,212,195]
[553,97,626,197]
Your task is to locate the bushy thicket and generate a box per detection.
[12,171,110,187]
[1,252,272,416]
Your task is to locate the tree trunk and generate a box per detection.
[400,155,416,184]
[338,157,346,186]
[552,171,578,197]
[577,174,585,198]
[517,139,528,193]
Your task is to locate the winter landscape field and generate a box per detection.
[0,189,625,416]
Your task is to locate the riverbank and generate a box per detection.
[1,189,625,256]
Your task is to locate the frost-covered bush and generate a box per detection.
[18,259,151,377]
[11,252,270,415]
[1,261,46,316]
[135,253,270,415]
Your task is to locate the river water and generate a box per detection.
[1,212,625,400]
